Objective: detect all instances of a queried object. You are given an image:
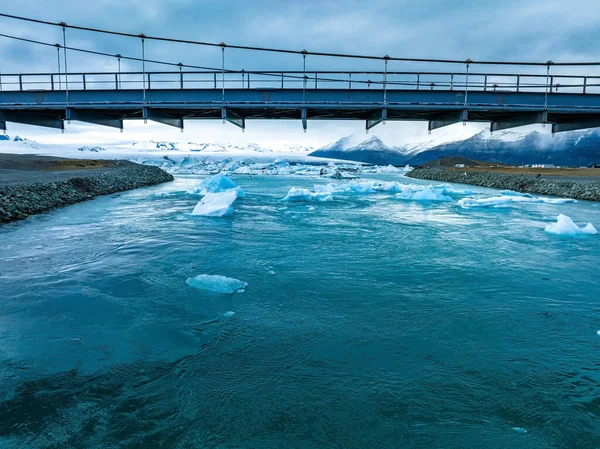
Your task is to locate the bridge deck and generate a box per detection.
[2,88,600,133]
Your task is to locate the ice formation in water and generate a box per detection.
[512,427,528,434]
[186,274,248,293]
[223,311,236,317]
[187,173,245,197]
[395,185,453,202]
[544,214,597,235]
[283,188,333,202]
[458,195,576,208]
[191,190,240,217]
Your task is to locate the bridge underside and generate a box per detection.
[2,88,600,134]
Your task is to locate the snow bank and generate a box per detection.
[458,195,576,208]
[544,214,597,235]
[186,274,247,293]
[187,174,245,197]
[191,190,240,217]
[283,187,333,202]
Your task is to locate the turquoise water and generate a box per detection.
[1,174,599,448]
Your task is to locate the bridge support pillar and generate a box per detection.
[551,116,600,133]
[143,108,184,129]
[67,108,124,130]
[490,111,547,132]
[301,108,307,131]
[428,109,468,131]
[366,108,387,131]
[221,108,245,130]
[0,111,64,130]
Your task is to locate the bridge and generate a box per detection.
[1,13,600,134]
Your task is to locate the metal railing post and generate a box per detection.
[241,70,245,88]
[247,73,250,89]
[51,74,55,91]
[178,63,183,89]
[583,76,587,94]
[315,73,318,89]
[60,23,69,106]
[545,61,553,110]
[450,74,454,91]
[281,72,284,89]
[214,73,217,89]
[349,73,352,89]
[220,43,226,104]
[56,44,62,90]
[115,73,119,90]
[116,54,122,90]
[416,73,420,90]
[83,73,86,90]
[484,74,487,92]
[19,74,22,91]
[464,59,472,108]
[516,75,520,92]
[147,73,151,90]
[140,34,146,104]
[302,50,307,104]
[383,55,389,105]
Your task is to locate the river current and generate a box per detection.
[1,174,599,448]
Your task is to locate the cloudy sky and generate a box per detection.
[1,0,600,148]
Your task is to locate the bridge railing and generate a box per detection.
[1,70,599,95]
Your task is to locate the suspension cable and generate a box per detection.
[2,12,600,66]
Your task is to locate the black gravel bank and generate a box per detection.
[406,168,600,202]
[0,155,173,223]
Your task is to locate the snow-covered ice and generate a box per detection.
[544,214,597,236]
[191,190,240,217]
[458,195,576,208]
[395,185,453,202]
[283,188,333,202]
[187,173,245,197]
[223,311,236,317]
[186,274,248,293]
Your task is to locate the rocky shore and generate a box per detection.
[407,168,600,202]
[0,157,173,223]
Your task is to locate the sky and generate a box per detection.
[1,0,600,148]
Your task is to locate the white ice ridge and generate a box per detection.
[544,214,598,235]
[186,274,248,293]
[283,181,471,202]
[187,173,245,197]
[458,194,577,208]
[283,188,333,202]
[191,190,240,217]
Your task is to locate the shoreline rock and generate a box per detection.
[406,169,600,202]
[0,162,173,223]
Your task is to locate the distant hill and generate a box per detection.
[309,129,600,167]
[308,135,407,165]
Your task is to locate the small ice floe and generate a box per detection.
[512,427,528,434]
[596,330,600,336]
[186,274,247,293]
[282,187,333,202]
[187,173,245,197]
[499,190,533,198]
[223,311,235,317]
[268,270,276,275]
[395,185,453,202]
[191,190,240,217]
[151,191,175,198]
[458,195,576,208]
[544,214,597,236]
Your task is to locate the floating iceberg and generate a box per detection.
[544,214,597,235]
[499,190,534,198]
[186,274,247,293]
[458,195,576,208]
[395,185,453,202]
[187,173,245,197]
[191,190,240,217]
[283,187,333,202]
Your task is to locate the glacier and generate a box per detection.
[191,190,240,217]
[186,274,248,293]
[544,214,598,235]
